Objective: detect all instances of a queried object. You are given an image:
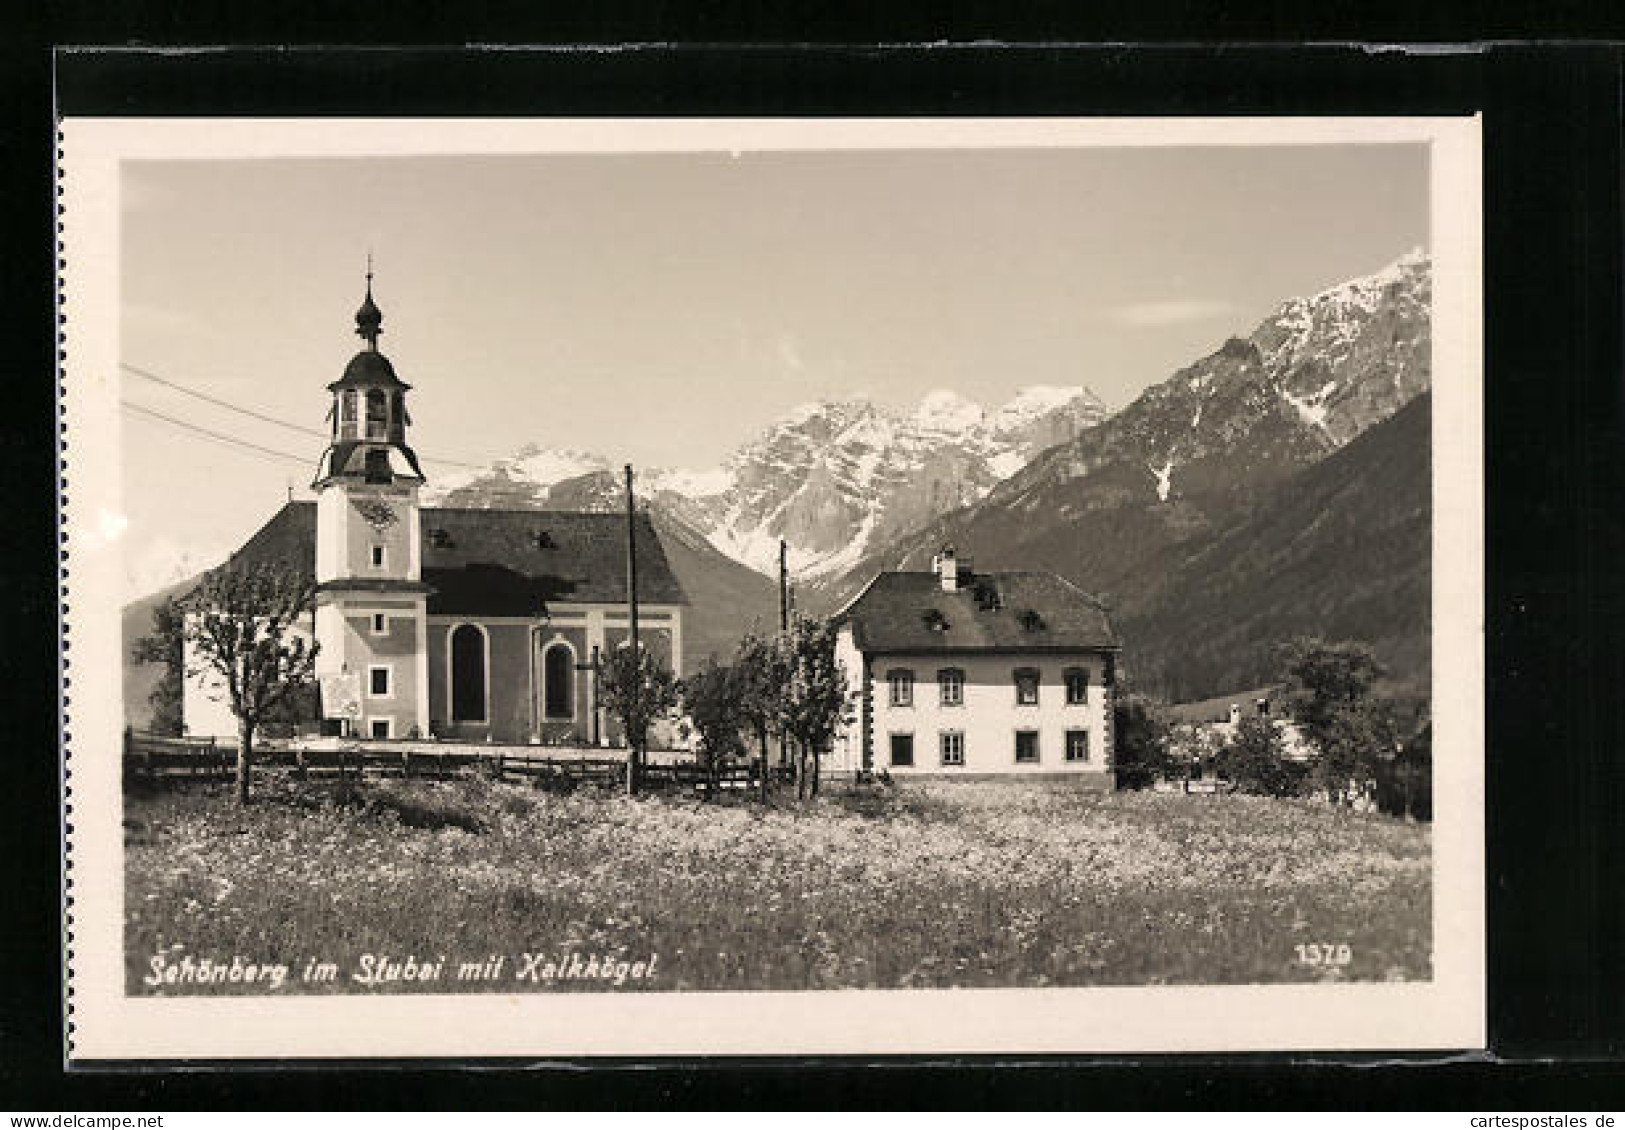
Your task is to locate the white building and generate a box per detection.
[182,274,687,745]
[829,547,1120,780]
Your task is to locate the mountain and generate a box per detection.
[1114,391,1431,702]
[809,249,1433,700]
[428,385,1109,579]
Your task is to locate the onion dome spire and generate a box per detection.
[355,254,383,350]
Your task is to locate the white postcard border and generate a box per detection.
[60,115,1484,1060]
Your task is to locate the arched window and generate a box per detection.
[543,642,575,721]
[365,388,388,440]
[390,391,406,440]
[450,624,486,723]
[339,390,358,438]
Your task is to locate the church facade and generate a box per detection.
[183,278,687,746]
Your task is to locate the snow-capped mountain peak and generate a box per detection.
[912,388,986,433]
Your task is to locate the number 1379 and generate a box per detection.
[1295,943,1352,966]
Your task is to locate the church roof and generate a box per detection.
[836,569,1119,655]
[219,501,688,615]
[328,350,410,391]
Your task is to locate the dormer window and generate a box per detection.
[1018,609,1047,633]
[922,608,949,632]
[972,580,1002,611]
[429,528,455,549]
[535,530,556,550]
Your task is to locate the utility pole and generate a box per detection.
[778,538,790,778]
[778,538,790,631]
[625,463,640,797]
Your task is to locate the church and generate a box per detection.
[182,277,688,746]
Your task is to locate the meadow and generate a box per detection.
[124,775,1431,994]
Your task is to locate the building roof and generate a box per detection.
[836,570,1119,655]
[217,501,688,616]
[328,350,410,391]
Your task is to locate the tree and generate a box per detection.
[184,563,320,804]
[1281,638,1395,806]
[131,594,186,736]
[733,631,788,802]
[1377,721,1432,821]
[598,642,678,793]
[1109,690,1172,790]
[1216,715,1308,798]
[678,658,746,797]
[776,616,851,800]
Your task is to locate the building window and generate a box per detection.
[370,545,386,569]
[369,718,391,739]
[1015,730,1040,764]
[543,641,575,721]
[340,390,358,439]
[1014,667,1040,706]
[1065,729,1091,763]
[370,613,387,636]
[365,388,388,440]
[938,667,964,706]
[368,665,392,698]
[889,733,914,768]
[939,731,965,766]
[450,623,487,723]
[1065,667,1089,705]
[887,668,914,707]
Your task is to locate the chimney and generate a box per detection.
[933,545,964,593]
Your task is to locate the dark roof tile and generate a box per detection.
[220,501,687,615]
[837,570,1119,654]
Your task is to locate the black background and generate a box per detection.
[6,21,1625,1109]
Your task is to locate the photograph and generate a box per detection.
[60,116,1484,1058]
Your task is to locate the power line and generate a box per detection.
[121,362,328,441]
[119,360,487,470]
[121,401,313,466]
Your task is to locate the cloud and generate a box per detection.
[1107,298,1239,328]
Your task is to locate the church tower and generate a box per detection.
[311,269,431,739]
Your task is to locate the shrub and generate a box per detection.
[1217,716,1308,798]
[1111,692,1172,790]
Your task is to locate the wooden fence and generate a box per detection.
[123,730,791,794]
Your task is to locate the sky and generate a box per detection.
[120,143,1428,598]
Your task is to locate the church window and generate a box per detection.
[450,624,487,723]
[543,642,575,721]
[340,390,358,439]
[365,389,388,440]
[370,613,387,636]
[368,665,392,698]
[370,545,386,569]
[390,391,405,439]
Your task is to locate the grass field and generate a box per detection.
[124,775,1431,994]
